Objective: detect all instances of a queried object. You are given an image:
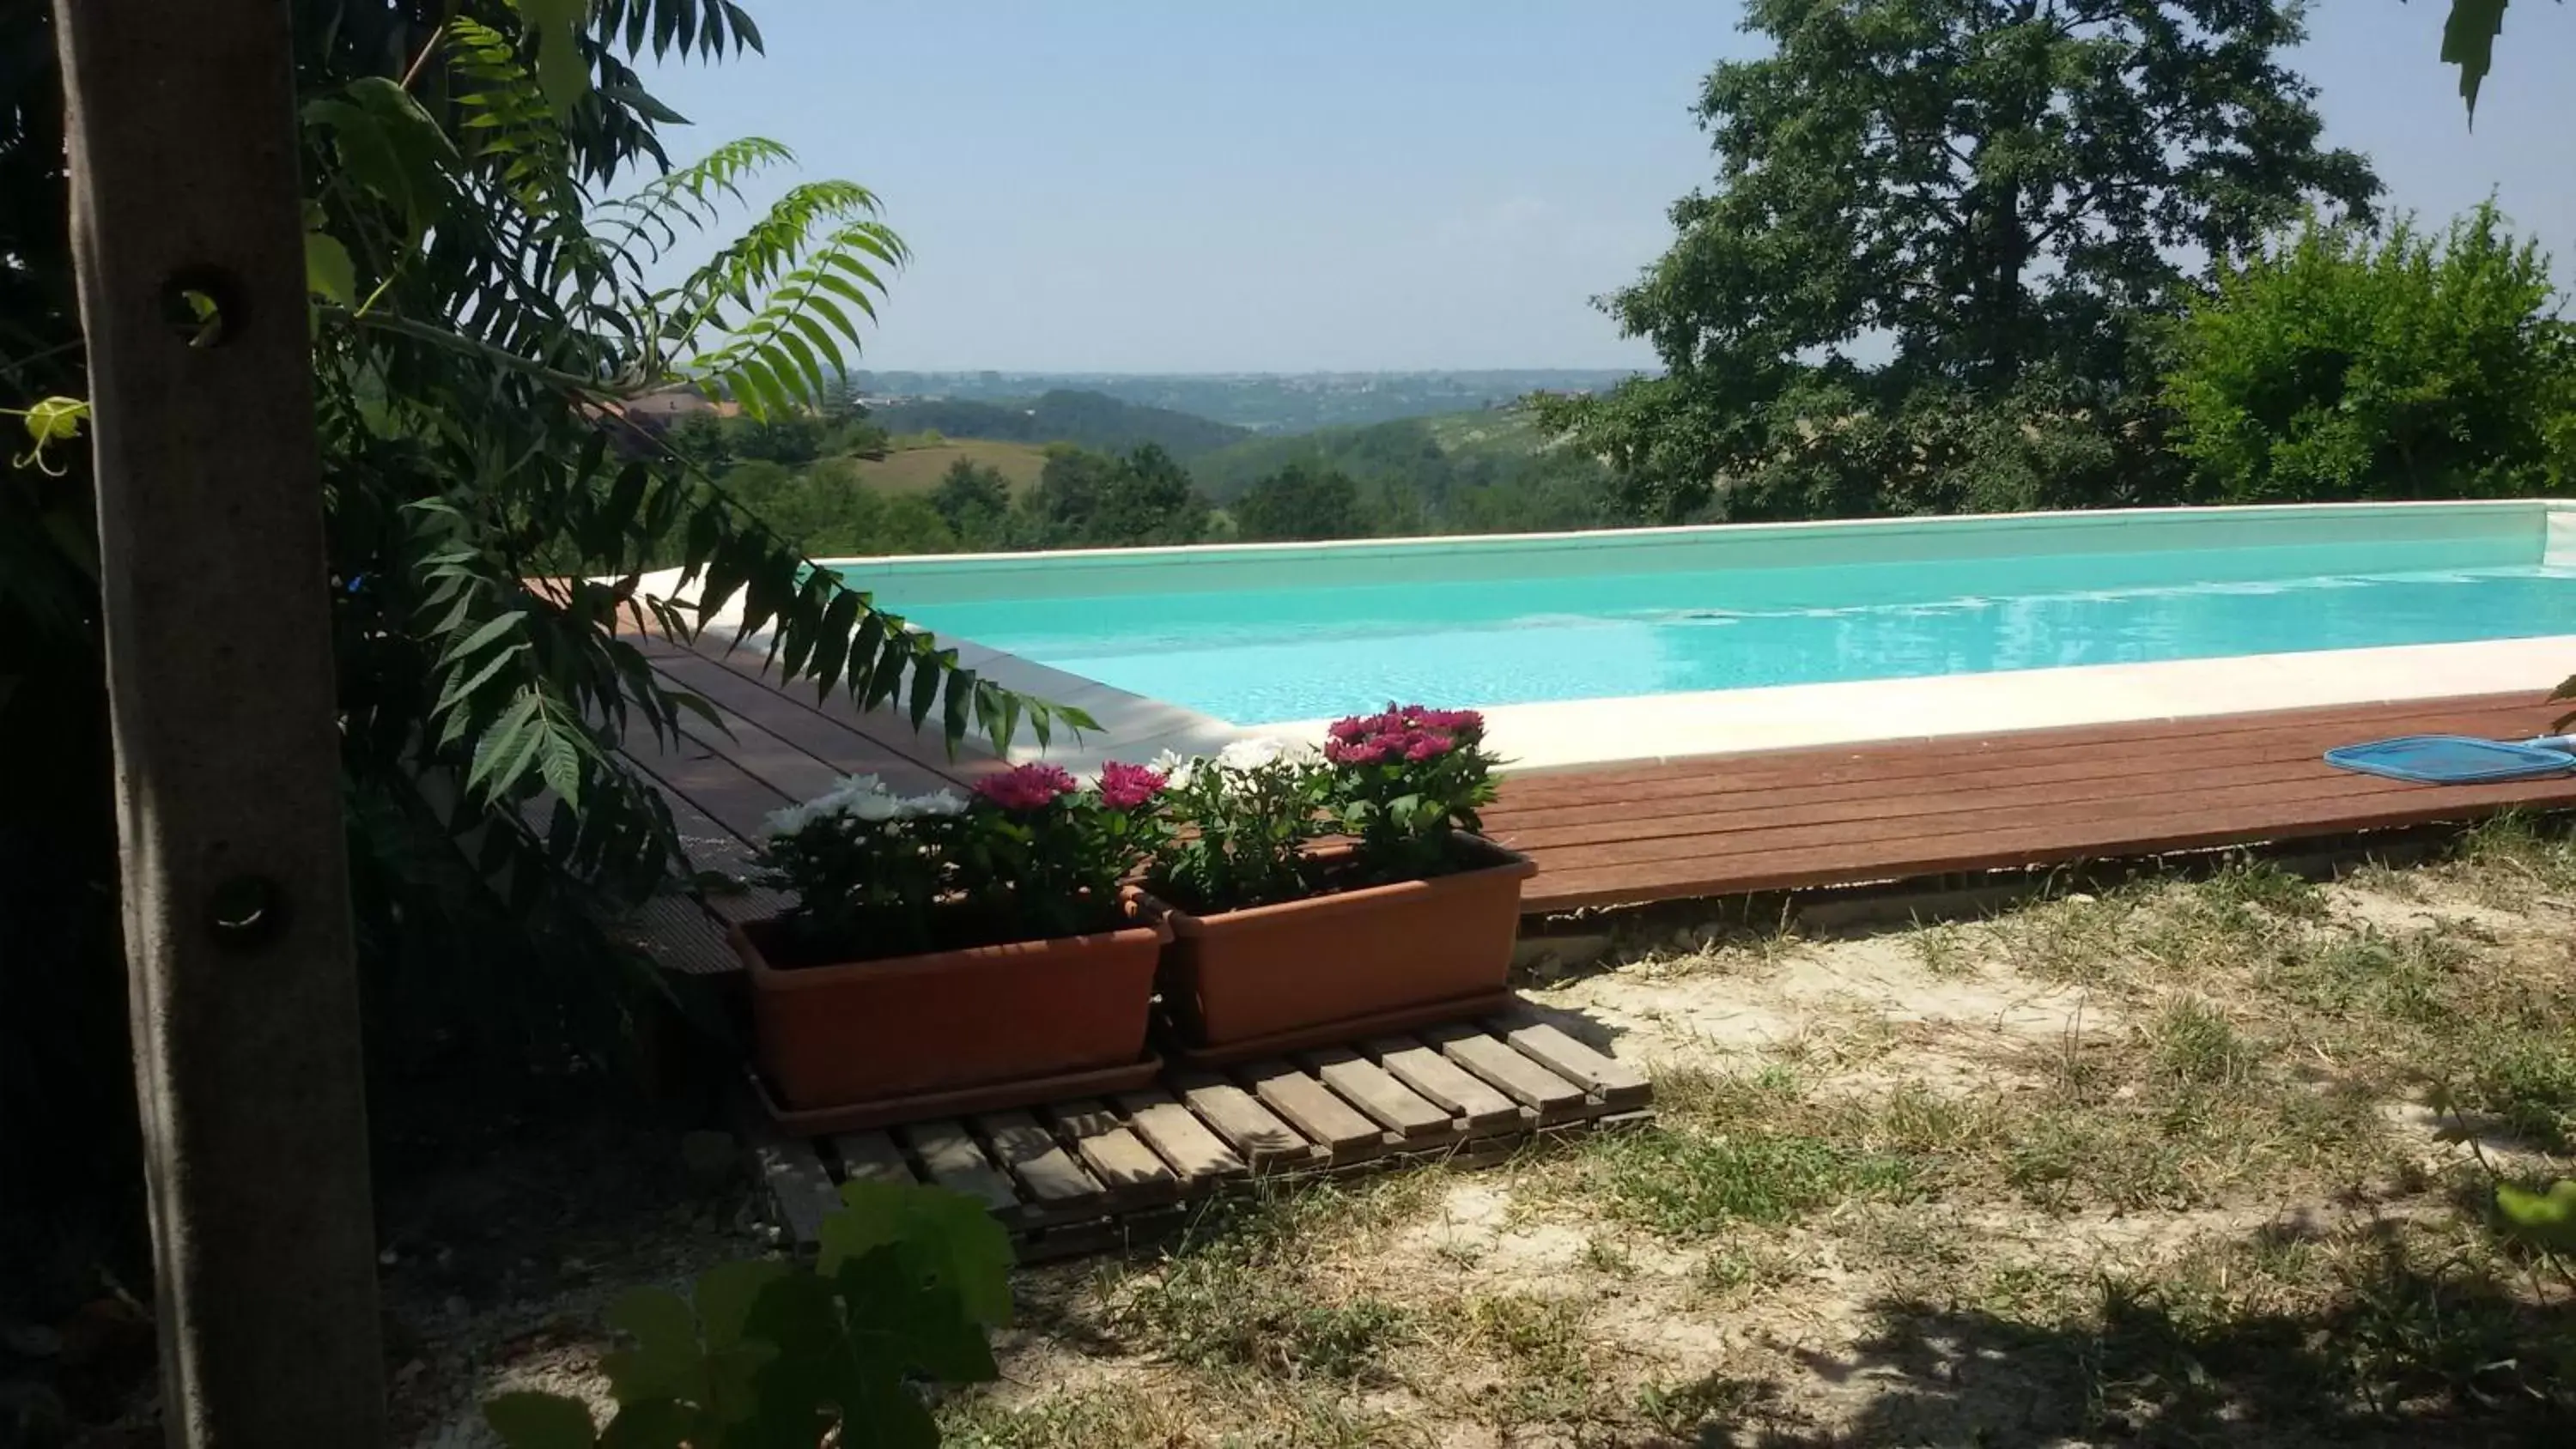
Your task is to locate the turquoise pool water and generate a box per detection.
[856,524,2576,725]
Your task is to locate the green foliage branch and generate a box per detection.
[0,0,1088,1128]
[483,1180,1013,1449]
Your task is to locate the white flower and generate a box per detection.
[1215,737,1319,772]
[901,789,969,818]
[769,773,898,834]
[820,773,890,806]
[1215,737,1282,771]
[1147,749,1201,789]
[848,792,905,822]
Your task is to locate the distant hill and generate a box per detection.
[865,389,1249,459]
[1190,406,1554,500]
[853,369,1642,433]
[851,438,1052,494]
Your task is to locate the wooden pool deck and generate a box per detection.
[619,631,2576,927]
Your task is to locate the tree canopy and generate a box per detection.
[1538,0,2380,522]
[2166,203,2576,502]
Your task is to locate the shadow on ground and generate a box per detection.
[1636,1217,2575,1448]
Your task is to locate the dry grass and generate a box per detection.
[931,833,2576,1448]
[392,830,2576,1447]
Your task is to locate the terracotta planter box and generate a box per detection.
[735,916,1167,1113]
[1139,834,1538,1055]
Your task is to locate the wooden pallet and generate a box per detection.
[743,1009,1655,1262]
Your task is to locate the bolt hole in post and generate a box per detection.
[158,267,240,349]
[206,875,287,950]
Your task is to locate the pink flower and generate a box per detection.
[976,762,1078,812]
[1402,731,1455,762]
[1097,761,1169,811]
[1325,737,1391,766]
[1326,703,1482,769]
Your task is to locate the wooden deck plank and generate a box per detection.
[1114,1088,1249,1183]
[1237,1063,1391,1161]
[1492,749,2481,852]
[1044,1099,1183,1206]
[1172,1072,1320,1168]
[744,1125,841,1252]
[1485,694,2555,809]
[1481,701,2549,814]
[1489,1018,1651,1106]
[978,1110,1103,1203]
[829,1131,916,1188]
[613,712,793,844]
[1521,771,2448,876]
[897,1120,1022,1213]
[1365,1036,1529,1135]
[1522,763,2576,912]
[660,631,1007,784]
[1425,1024,1591,1121]
[1297,1046,1457,1138]
[647,648,963,796]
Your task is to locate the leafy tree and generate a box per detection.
[1014,445,1121,546]
[729,413,824,464]
[1086,444,1210,547]
[717,458,799,512]
[1537,0,2380,522]
[2165,204,2576,502]
[823,415,891,458]
[1234,463,1367,541]
[2,0,1083,1302]
[873,493,965,556]
[662,410,734,468]
[930,458,1012,541]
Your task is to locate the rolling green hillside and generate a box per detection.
[1188,407,1551,500]
[866,388,1249,459]
[850,438,1052,494]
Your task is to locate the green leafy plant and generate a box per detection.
[2496,1179,2576,1258]
[756,763,1172,961]
[1143,739,1331,912]
[483,1179,1012,1449]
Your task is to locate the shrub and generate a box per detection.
[2165,203,2576,502]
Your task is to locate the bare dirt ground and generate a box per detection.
[388,820,2576,1448]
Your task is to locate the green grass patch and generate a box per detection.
[1098,1180,1430,1384]
[1584,1124,1917,1237]
[2147,996,2263,1088]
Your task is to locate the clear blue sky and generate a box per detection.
[642,3,2576,373]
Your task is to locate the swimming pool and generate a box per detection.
[836,501,2576,728]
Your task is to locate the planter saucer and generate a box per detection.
[1157,988,1519,1070]
[748,1053,1164,1137]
